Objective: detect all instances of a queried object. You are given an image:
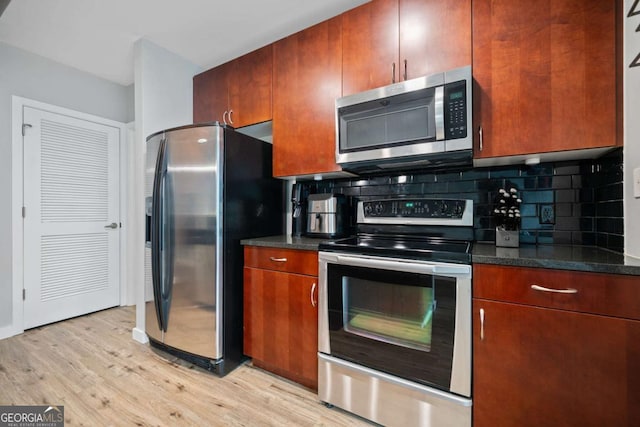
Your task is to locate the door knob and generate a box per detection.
[104,222,118,229]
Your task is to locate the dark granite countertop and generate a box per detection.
[472,243,640,276]
[241,235,640,276]
[240,235,329,251]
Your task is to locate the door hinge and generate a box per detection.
[23,289,26,300]
[22,123,32,136]
[22,207,25,218]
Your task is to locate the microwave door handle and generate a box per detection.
[434,86,445,141]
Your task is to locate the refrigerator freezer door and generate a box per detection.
[161,126,222,360]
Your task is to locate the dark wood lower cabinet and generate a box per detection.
[473,265,640,427]
[243,266,318,390]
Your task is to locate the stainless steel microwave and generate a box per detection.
[335,65,472,173]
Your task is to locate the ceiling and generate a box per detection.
[0,0,368,86]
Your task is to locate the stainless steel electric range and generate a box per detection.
[318,198,473,427]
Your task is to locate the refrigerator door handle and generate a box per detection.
[151,137,167,332]
[160,156,175,332]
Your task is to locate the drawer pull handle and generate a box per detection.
[531,284,578,294]
[311,282,317,308]
[480,308,485,341]
[269,257,287,262]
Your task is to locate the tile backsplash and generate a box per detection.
[301,148,624,253]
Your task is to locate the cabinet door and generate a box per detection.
[272,17,343,178]
[243,267,318,389]
[473,299,640,427]
[342,0,471,95]
[228,45,273,128]
[473,0,619,159]
[399,0,471,80]
[193,63,231,124]
[342,0,399,95]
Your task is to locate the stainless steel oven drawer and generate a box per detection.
[318,353,471,427]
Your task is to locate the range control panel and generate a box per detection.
[358,198,473,226]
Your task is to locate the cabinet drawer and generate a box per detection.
[473,264,640,321]
[244,246,318,276]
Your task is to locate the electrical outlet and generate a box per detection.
[540,204,555,224]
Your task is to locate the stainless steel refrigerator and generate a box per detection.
[144,123,282,375]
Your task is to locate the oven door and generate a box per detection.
[318,252,471,397]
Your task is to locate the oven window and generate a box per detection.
[342,277,434,352]
[326,263,457,391]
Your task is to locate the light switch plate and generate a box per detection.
[635,168,640,198]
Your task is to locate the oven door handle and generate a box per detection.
[335,255,471,276]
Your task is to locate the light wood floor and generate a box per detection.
[0,306,370,426]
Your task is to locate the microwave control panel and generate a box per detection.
[444,80,467,140]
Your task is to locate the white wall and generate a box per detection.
[624,0,640,258]
[131,39,202,342]
[0,42,133,330]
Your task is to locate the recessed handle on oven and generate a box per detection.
[530,284,578,294]
[269,257,287,262]
[335,255,470,276]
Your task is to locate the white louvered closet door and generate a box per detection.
[23,106,120,329]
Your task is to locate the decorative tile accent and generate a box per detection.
[303,148,624,253]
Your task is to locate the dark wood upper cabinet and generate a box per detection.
[193,63,230,124]
[193,45,272,128]
[473,0,621,160]
[342,0,399,95]
[399,0,471,80]
[272,17,343,178]
[228,45,272,128]
[342,0,471,96]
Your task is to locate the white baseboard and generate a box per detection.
[0,324,18,340]
[132,327,149,344]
